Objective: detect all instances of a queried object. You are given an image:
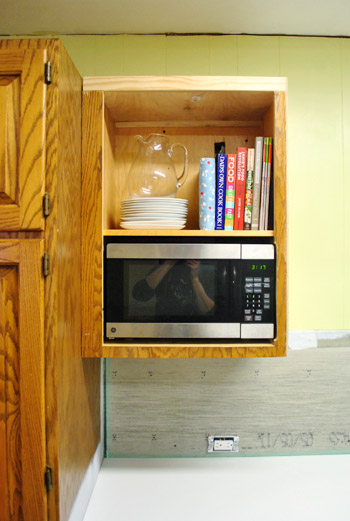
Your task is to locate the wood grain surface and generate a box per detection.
[84,75,288,93]
[0,49,46,231]
[0,239,47,521]
[82,91,104,358]
[273,91,287,356]
[1,38,101,521]
[55,43,100,521]
[0,264,21,521]
[19,240,46,521]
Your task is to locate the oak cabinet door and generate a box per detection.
[0,50,46,231]
[0,240,46,521]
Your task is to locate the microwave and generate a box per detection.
[104,239,276,342]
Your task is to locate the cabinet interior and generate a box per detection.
[102,89,275,231]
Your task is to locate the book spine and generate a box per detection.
[251,137,264,231]
[199,157,216,230]
[259,138,269,230]
[224,154,236,231]
[233,148,247,231]
[243,148,255,230]
[264,138,273,230]
[215,154,227,230]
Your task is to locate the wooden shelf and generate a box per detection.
[101,342,278,359]
[104,229,274,237]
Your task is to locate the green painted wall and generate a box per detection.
[59,34,349,331]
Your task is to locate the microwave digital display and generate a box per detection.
[104,240,276,341]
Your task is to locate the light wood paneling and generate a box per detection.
[84,75,287,93]
[56,43,101,521]
[104,230,274,237]
[82,91,104,358]
[103,90,275,123]
[103,105,119,229]
[273,91,287,356]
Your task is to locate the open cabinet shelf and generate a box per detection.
[82,76,287,358]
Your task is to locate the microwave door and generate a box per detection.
[104,256,241,340]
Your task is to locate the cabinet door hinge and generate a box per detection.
[43,253,50,278]
[45,61,52,84]
[45,466,53,492]
[43,193,50,217]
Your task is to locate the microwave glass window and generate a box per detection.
[123,259,227,321]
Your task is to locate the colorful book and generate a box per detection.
[224,154,236,231]
[199,157,216,230]
[263,138,273,230]
[251,137,264,231]
[259,138,270,230]
[215,154,227,230]
[243,148,255,230]
[233,148,247,230]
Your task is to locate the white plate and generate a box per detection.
[121,210,188,217]
[120,222,186,230]
[121,216,186,222]
[122,198,188,204]
[121,201,188,208]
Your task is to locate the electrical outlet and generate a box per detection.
[208,435,239,453]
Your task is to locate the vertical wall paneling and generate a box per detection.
[236,35,280,77]
[165,36,210,75]
[208,36,238,76]
[279,37,344,330]
[341,38,350,327]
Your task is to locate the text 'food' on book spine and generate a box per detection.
[199,157,216,230]
[215,153,227,230]
[251,136,264,231]
[224,153,236,231]
[244,148,255,230]
[234,147,247,231]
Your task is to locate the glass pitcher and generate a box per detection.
[127,133,188,198]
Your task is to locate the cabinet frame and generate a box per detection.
[82,76,287,359]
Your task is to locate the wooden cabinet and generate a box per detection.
[0,50,46,231]
[0,39,100,521]
[82,76,287,359]
[0,240,46,521]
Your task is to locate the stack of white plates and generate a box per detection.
[120,198,188,230]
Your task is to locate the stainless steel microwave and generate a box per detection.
[104,240,276,342]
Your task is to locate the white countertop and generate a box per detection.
[82,455,350,521]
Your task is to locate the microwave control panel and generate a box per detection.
[241,260,275,325]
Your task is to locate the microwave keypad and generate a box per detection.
[244,277,272,322]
